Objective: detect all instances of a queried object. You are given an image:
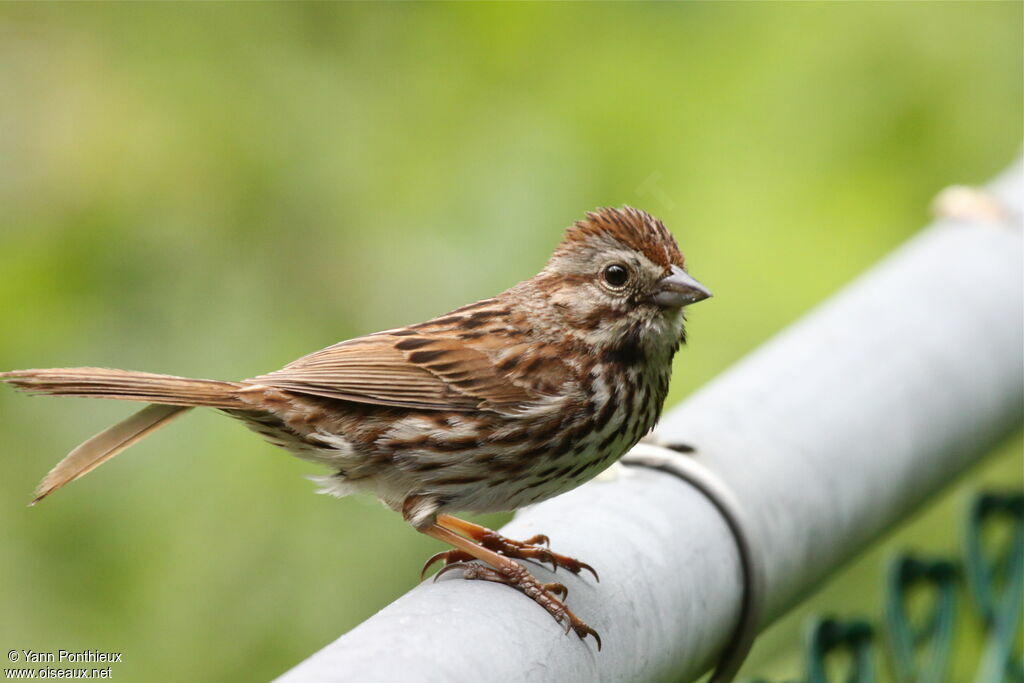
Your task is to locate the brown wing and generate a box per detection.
[249,329,549,414]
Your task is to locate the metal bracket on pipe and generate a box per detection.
[621,441,767,683]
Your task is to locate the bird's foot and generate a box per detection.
[477,531,599,580]
[421,530,598,581]
[435,560,601,649]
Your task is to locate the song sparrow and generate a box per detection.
[1,206,710,647]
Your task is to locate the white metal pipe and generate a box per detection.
[277,161,1023,683]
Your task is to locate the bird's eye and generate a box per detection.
[602,264,630,288]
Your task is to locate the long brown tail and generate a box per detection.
[30,404,192,503]
[0,367,247,408]
[1,367,250,503]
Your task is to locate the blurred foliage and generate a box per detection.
[0,3,1019,681]
[745,479,1024,679]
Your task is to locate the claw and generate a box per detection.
[521,534,550,547]
[574,622,602,650]
[421,549,473,579]
[433,560,474,582]
[577,561,600,583]
[421,551,449,579]
[551,555,599,582]
[544,582,568,600]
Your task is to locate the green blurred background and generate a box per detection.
[0,3,1020,681]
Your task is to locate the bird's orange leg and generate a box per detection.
[422,514,599,581]
[420,522,601,649]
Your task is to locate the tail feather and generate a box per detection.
[1,367,252,503]
[0,368,247,408]
[31,404,191,504]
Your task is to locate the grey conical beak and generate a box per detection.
[652,265,712,308]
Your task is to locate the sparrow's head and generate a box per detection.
[536,206,711,360]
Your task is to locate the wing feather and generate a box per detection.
[250,329,546,414]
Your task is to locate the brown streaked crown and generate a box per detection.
[555,206,684,270]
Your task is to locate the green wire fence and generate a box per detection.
[750,490,1024,683]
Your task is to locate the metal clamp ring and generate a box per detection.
[621,442,767,683]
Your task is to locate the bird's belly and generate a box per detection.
[461,375,666,513]
[427,407,646,515]
[461,438,634,514]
